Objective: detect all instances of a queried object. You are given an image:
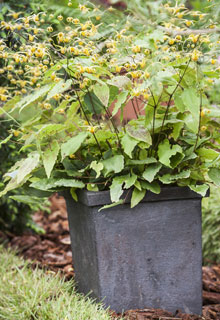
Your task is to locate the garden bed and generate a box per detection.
[1,194,220,320]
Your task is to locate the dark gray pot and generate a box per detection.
[64,186,204,314]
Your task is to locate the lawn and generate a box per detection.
[0,245,120,320]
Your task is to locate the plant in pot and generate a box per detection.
[0,0,220,315]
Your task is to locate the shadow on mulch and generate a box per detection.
[1,194,220,320]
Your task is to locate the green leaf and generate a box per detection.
[98,200,124,212]
[112,91,128,116]
[16,84,52,113]
[126,158,157,165]
[189,184,209,197]
[109,86,119,105]
[93,83,109,107]
[171,122,184,140]
[126,123,152,145]
[0,95,21,115]
[43,140,60,178]
[131,188,146,208]
[87,184,99,191]
[108,76,132,89]
[38,124,65,140]
[174,92,185,112]
[90,161,104,178]
[102,155,124,176]
[84,91,104,114]
[30,178,85,191]
[0,174,30,198]
[143,163,162,183]
[70,187,78,201]
[124,174,137,189]
[110,176,125,203]
[134,180,142,191]
[145,104,154,127]
[183,113,198,133]
[197,148,220,161]
[121,133,138,158]
[181,88,200,132]
[17,153,40,184]
[159,170,191,184]
[61,132,88,160]
[140,181,161,194]
[158,139,183,168]
[47,79,72,100]
[208,168,220,186]
[0,134,13,148]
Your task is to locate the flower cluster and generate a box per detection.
[0,1,220,207]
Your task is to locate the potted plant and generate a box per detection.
[0,0,220,315]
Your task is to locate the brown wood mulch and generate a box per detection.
[0,194,220,320]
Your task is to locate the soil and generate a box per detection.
[1,194,220,320]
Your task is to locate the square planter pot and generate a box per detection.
[64,186,204,314]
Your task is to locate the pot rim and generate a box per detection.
[63,185,209,207]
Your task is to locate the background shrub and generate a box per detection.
[202,186,220,265]
[0,120,48,234]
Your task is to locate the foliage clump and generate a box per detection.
[0,0,220,208]
[202,186,220,265]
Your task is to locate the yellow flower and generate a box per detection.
[169,39,175,45]
[185,20,192,27]
[144,49,150,55]
[69,154,75,159]
[177,13,183,19]
[58,15,63,21]
[115,65,122,73]
[191,49,200,62]
[66,17,73,23]
[29,35,34,42]
[201,126,207,131]
[12,12,19,19]
[189,34,199,43]
[175,35,182,41]
[88,126,95,133]
[139,59,146,68]
[130,71,141,79]
[47,26,53,32]
[13,130,20,137]
[143,93,149,100]
[132,45,141,53]
[78,66,85,73]
[96,16,101,21]
[144,71,150,79]
[53,93,61,100]
[200,110,205,117]
[211,59,216,65]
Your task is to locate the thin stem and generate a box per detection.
[156,59,191,148]
[131,98,138,119]
[134,96,141,114]
[76,91,103,159]
[194,91,202,152]
[87,89,101,128]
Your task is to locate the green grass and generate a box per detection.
[0,245,121,320]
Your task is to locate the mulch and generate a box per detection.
[0,194,220,320]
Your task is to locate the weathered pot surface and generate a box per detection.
[64,186,206,315]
